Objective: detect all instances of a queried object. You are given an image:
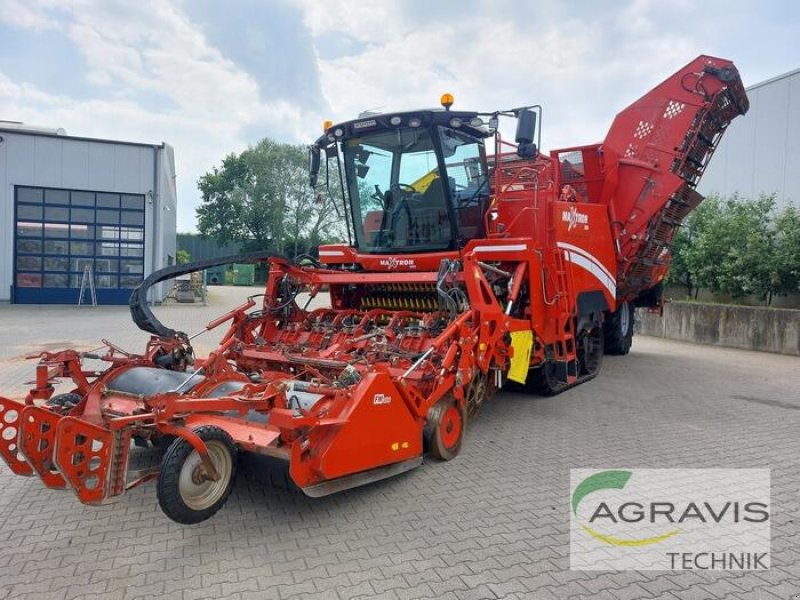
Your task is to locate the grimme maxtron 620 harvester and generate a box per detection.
[0,56,747,523]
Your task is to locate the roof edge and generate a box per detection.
[746,67,800,92]
[0,127,164,149]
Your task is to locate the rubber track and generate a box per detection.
[552,369,599,395]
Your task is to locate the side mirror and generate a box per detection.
[356,163,370,179]
[309,145,321,187]
[515,109,538,159]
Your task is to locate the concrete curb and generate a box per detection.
[635,302,800,356]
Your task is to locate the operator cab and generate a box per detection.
[311,109,493,254]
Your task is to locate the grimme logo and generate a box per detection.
[569,469,771,571]
[379,257,416,269]
[562,206,589,231]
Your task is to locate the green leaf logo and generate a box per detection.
[572,470,681,547]
[572,470,632,516]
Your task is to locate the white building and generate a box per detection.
[700,68,800,209]
[0,123,177,304]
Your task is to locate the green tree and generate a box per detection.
[667,197,718,298]
[196,138,344,257]
[673,195,726,297]
[176,249,191,265]
[774,203,800,296]
[669,193,786,304]
[713,194,776,301]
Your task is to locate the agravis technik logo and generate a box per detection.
[570,469,771,571]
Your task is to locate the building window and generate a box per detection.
[14,186,146,291]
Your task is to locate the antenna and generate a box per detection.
[358,105,386,118]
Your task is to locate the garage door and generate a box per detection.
[14,186,146,304]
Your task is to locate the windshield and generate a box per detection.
[343,127,452,253]
[342,125,488,253]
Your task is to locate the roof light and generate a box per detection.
[449,117,462,128]
[408,117,422,128]
[470,117,484,127]
[389,115,402,126]
[334,128,344,137]
[323,119,333,132]
[440,92,454,110]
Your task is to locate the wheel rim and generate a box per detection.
[440,405,462,449]
[619,302,630,336]
[178,440,232,511]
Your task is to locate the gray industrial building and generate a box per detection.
[0,123,177,304]
[700,67,800,208]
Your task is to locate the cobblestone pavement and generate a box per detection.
[0,288,798,600]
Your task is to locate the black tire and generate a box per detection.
[603,301,634,355]
[157,426,237,524]
[423,398,465,461]
[239,453,300,492]
[152,434,177,456]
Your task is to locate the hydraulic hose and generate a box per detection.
[129,250,284,338]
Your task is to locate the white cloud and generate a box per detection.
[1,0,798,232]
[299,0,798,148]
[294,0,410,43]
[0,0,317,231]
[0,0,62,31]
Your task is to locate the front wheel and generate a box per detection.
[424,398,465,461]
[603,301,634,355]
[157,426,237,524]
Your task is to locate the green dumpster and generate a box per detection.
[232,263,255,286]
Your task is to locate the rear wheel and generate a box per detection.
[603,301,634,355]
[157,426,237,524]
[424,398,465,461]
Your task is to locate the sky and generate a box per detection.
[1,0,798,232]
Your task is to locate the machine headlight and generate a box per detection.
[390,116,402,126]
[408,117,422,128]
[449,118,462,128]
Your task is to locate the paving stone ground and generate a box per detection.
[0,287,798,600]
